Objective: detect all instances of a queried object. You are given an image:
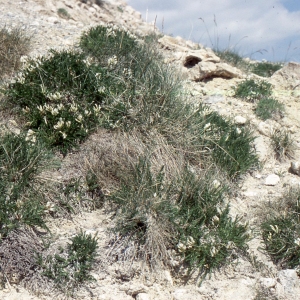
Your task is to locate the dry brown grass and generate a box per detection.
[77,128,185,194]
[0,25,31,80]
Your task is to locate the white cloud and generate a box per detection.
[127,0,300,61]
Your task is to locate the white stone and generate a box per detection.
[257,122,271,136]
[136,293,151,300]
[242,191,258,197]
[260,277,277,288]
[278,269,300,298]
[234,116,247,125]
[254,136,268,161]
[47,16,59,24]
[265,174,280,186]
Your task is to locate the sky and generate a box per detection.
[126,0,300,62]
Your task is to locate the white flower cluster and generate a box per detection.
[108,55,118,66]
[47,91,62,101]
[123,68,132,78]
[83,56,94,67]
[25,129,36,144]
[106,27,116,37]
[177,236,195,253]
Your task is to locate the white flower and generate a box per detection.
[236,128,242,134]
[186,236,195,248]
[76,114,83,123]
[210,246,218,257]
[177,242,187,253]
[123,68,132,78]
[37,105,43,111]
[59,131,67,139]
[44,116,47,124]
[212,215,219,224]
[66,121,71,127]
[95,73,101,80]
[267,232,272,242]
[294,238,300,246]
[107,55,118,66]
[48,91,62,101]
[57,103,64,111]
[70,103,78,113]
[270,224,279,234]
[50,107,59,116]
[98,86,106,93]
[20,55,29,63]
[106,27,116,37]
[212,179,220,189]
[54,118,64,130]
[84,109,91,116]
[22,106,30,113]
[93,104,102,114]
[25,129,36,143]
[204,122,211,130]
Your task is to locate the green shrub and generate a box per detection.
[173,170,250,277]
[176,109,259,180]
[255,98,284,120]
[0,132,57,237]
[234,79,273,102]
[57,8,71,19]
[261,188,300,269]
[251,62,282,77]
[110,158,250,277]
[3,50,121,153]
[39,231,98,290]
[80,25,139,68]
[0,25,31,80]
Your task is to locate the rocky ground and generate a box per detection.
[0,0,300,299]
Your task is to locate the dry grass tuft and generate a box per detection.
[0,25,31,80]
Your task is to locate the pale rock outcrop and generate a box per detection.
[158,35,244,81]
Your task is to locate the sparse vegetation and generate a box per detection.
[234,79,273,102]
[214,48,251,73]
[38,231,98,291]
[57,8,71,20]
[251,61,282,77]
[270,128,296,161]
[0,132,58,238]
[261,187,300,270]
[255,97,284,120]
[1,21,283,295]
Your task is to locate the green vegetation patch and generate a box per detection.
[251,62,282,77]
[111,158,250,277]
[255,97,284,120]
[261,188,300,269]
[38,231,98,291]
[0,132,57,238]
[234,79,273,102]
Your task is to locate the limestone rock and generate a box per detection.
[136,293,151,300]
[254,136,268,161]
[187,61,244,81]
[203,94,225,104]
[260,277,277,288]
[277,269,300,299]
[234,116,247,125]
[265,174,280,186]
[173,288,203,300]
[271,62,300,89]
